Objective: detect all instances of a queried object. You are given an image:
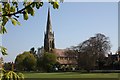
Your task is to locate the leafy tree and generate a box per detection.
[113,61,120,70]
[15,53,25,71]
[81,33,110,71]
[70,33,111,71]
[23,53,37,71]
[30,47,36,54]
[2,70,24,80]
[15,51,37,71]
[40,52,57,72]
[4,62,12,70]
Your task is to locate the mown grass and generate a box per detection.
[24,72,119,78]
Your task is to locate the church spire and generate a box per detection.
[44,8,55,52]
[46,7,52,34]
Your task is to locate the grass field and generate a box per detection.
[24,72,120,79]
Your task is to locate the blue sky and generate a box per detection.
[2,2,118,62]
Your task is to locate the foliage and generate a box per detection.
[15,51,37,71]
[0,68,24,80]
[3,71,24,80]
[68,33,111,71]
[23,53,37,71]
[15,53,25,71]
[39,52,57,72]
[113,61,120,70]
[0,46,7,55]
[30,47,37,56]
[4,62,12,70]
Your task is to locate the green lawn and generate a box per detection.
[24,72,120,79]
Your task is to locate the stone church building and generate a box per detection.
[41,8,77,67]
[44,8,55,52]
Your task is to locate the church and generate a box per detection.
[42,8,77,67]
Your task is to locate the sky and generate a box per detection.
[4,0,119,2]
[1,2,118,62]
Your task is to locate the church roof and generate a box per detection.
[52,49,77,65]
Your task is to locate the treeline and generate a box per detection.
[4,51,58,72]
[65,33,120,71]
[4,33,120,72]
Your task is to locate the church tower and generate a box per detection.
[44,8,55,52]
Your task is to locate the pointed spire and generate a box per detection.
[44,7,55,52]
[46,7,52,34]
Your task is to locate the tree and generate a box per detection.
[79,33,111,70]
[30,47,37,58]
[23,53,37,71]
[4,62,12,70]
[39,52,57,72]
[113,61,120,70]
[15,51,37,71]
[75,33,111,71]
[30,47,36,54]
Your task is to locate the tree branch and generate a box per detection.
[2,2,34,17]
